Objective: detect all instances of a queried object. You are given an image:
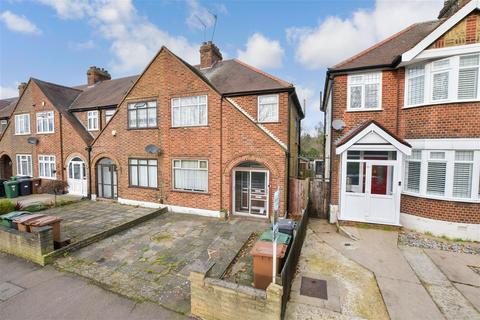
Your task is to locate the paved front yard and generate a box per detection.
[55,212,268,315]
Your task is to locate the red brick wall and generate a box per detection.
[72,109,115,139]
[401,194,480,224]
[91,48,288,216]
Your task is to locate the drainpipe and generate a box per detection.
[220,97,223,213]
[86,145,92,199]
[59,113,65,181]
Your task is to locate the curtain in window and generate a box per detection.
[173,160,208,192]
[172,96,207,127]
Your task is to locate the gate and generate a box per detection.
[309,179,329,219]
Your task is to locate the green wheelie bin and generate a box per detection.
[0,211,31,229]
[4,180,20,198]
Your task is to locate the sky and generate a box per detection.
[0,0,445,134]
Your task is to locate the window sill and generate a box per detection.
[128,185,159,190]
[170,125,209,129]
[127,127,158,131]
[87,129,99,132]
[170,189,210,195]
[36,132,54,135]
[39,176,56,180]
[402,191,480,204]
[257,121,280,124]
[346,108,383,113]
[403,98,480,109]
[15,133,31,136]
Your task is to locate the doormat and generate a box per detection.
[300,276,328,300]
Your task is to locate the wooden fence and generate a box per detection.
[288,178,309,216]
[309,179,329,219]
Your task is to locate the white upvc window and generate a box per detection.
[171,95,207,127]
[38,155,56,179]
[258,94,279,122]
[0,119,7,132]
[129,158,157,188]
[128,101,157,129]
[87,111,99,131]
[172,159,208,192]
[347,72,382,111]
[36,111,54,133]
[403,149,480,202]
[105,109,115,124]
[405,53,480,107]
[15,114,30,135]
[16,154,32,176]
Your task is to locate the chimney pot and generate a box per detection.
[87,66,111,86]
[199,41,223,69]
[18,82,27,96]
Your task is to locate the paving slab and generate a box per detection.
[454,283,480,312]
[424,249,480,287]
[0,282,24,302]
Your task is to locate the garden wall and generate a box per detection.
[0,225,53,265]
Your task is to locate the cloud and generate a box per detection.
[287,0,444,69]
[186,0,216,31]
[237,33,284,69]
[0,85,18,99]
[0,10,41,34]
[295,85,322,135]
[39,0,200,74]
[68,39,95,50]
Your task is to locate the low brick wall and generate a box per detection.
[0,225,54,265]
[190,264,283,320]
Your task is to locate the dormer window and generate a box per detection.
[405,54,480,107]
[347,72,382,111]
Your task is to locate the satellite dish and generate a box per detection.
[145,144,161,154]
[27,137,38,145]
[332,119,346,131]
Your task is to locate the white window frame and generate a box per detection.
[0,119,7,132]
[404,53,480,108]
[87,111,99,131]
[15,114,30,135]
[16,154,32,177]
[38,155,56,179]
[171,95,208,127]
[172,159,208,193]
[105,109,115,124]
[405,150,422,193]
[128,101,157,129]
[36,111,54,134]
[257,94,279,123]
[346,72,382,111]
[403,149,480,203]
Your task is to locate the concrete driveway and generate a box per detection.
[55,212,268,316]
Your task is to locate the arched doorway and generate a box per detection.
[67,157,87,196]
[96,158,117,199]
[0,154,13,179]
[232,161,269,217]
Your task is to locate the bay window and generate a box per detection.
[404,149,480,202]
[405,54,480,107]
[347,72,382,110]
[171,95,207,127]
[87,111,99,131]
[36,111,54,133]
[15,114,30,135]
[128,101,157,129]
[173,160,208,192]
[38,155,56,179]
[16,154,32,176]
[258,94,279,122]
[129,159,158,188]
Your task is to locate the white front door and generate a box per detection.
[67,158,87,196]
[342,158,398,225]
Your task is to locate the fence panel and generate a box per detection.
[309,179,329,219]
[288,178,309,216]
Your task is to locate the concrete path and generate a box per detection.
[315,221,444,320]
[401,247,479,319]
[0,252,185,320]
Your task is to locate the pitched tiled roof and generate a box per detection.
[199,59,293,94]
[32,79,93,144]
[336,120,411,148]
[0,97,18,119]
[69,75,139,110]
[331,20,444,71]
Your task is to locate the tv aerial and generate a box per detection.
[195,10,218,42]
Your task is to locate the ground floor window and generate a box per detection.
[38,155,56,179]
[16,154,32,176]
[129,159,157,188]
[173,159,208,192]
[404,149,479,201]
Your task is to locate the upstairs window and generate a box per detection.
[0,120,7,133]
[105,110,115,124]
[36,111,54,133]
[258,94,279,122]
[15,114,30,135]
[171,95,207,127]
[347,72,382,111]
[87,111,99,131]
[128,101,157,129]
[405,54,480,107]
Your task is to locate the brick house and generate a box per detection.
[322,0,480,240]
[0,42,303,219]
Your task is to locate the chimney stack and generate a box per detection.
[18,82,27,96]
[87,66,111,86]
[438,0,471,19]
[199,41,223,69]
